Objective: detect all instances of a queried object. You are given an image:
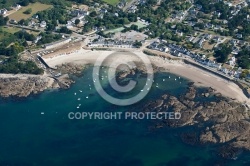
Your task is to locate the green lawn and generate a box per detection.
[0,26,21,34]
[125,21,148,29]
[104,20,148,34]
[102,0,120,6]
[0,30,12,40]
[104,27,125,34]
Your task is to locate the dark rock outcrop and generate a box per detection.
[140,84,250,158]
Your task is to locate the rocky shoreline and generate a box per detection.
[0,75,55,98]
[0,63,85,98]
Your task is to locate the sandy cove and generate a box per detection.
[43,49,250,104]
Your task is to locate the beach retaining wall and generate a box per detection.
[38,56,56,70]
[183,59,232,81]
[183,59,250,99]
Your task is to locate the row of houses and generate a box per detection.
[147,41,242,78]
[9,7,89,30]
[66,9,91,29]
[88,39,134,48]
[70,9,89,17]
[187,33,223,48]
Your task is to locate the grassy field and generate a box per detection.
[0,26,21,34]
[203,41,215,50]
[126,20,148,28]
[8,2,52,21]
[104,27,125,34]
[102,0,120,6]
[104,20,148,34]
[0,26,40,36]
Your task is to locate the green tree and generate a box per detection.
[23,8,32,14]
[236,49,250,69]
[240,70,249,78]
[0,15,9,26]
[20,0,30,6]
[133,41,142,48]
[75,19,80,25]
[214,44,232,63]
[18,19,25,25]
[89,11,97,17]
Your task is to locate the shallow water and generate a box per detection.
[0,67,249,166]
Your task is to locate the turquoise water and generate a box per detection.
[0,67,249,166]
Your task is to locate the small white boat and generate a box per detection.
[74,93,77,95]
[78,98,81,101]
[79,90,83,93]
[86,96,89,99]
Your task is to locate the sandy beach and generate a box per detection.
[43,49,250,104]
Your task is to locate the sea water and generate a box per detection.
[0,67,249,166]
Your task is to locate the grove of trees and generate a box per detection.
[214,44,232,63]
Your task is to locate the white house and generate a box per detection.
[229,60,235,67]
[40,21,47,28]
[164,47,169,52]
[13,4,21,10]
[0,8,7,15]
[66,21,73,28]
[236,34,243,39]
[9,19,17,24]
